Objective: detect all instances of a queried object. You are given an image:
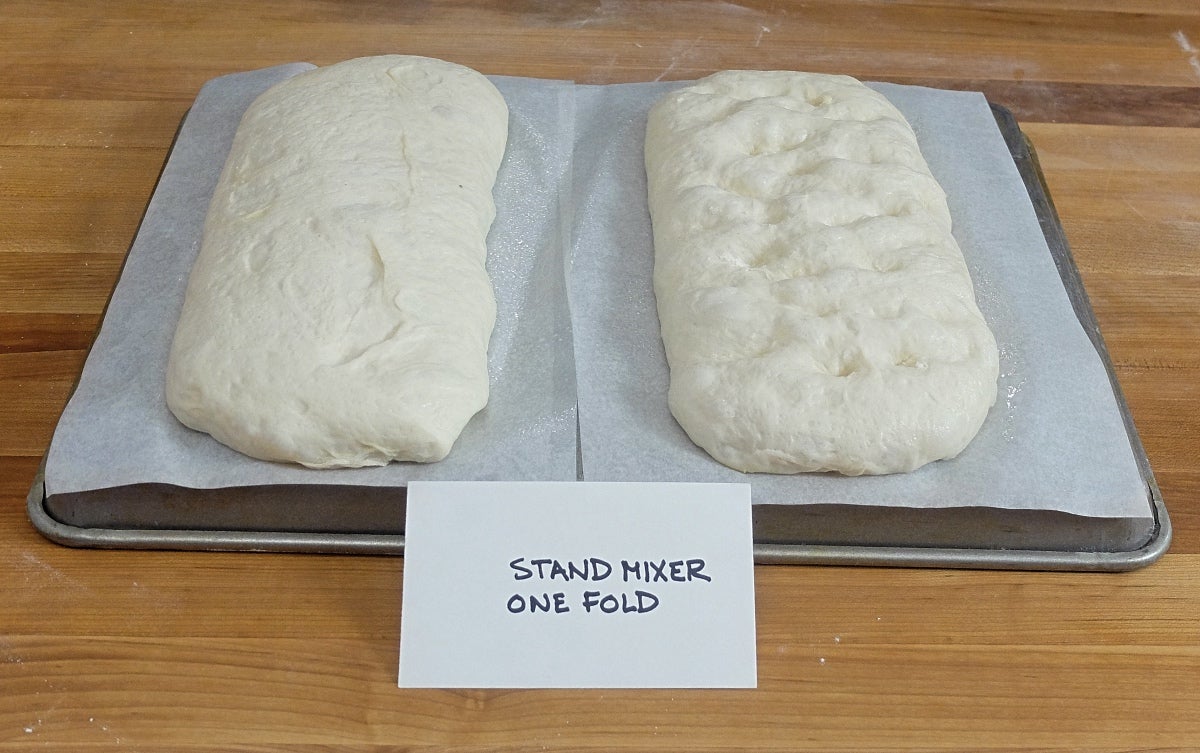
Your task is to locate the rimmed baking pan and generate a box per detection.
[27,67,1169,570]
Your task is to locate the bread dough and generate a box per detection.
[645,70,999,475]
[166,55,509,468]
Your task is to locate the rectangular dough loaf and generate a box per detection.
[645,70,998,475]
[166,56,509,468]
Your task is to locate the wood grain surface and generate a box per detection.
[2,1,1198,750]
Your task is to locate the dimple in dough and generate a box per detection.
[645,70,999,475]
[166,55,509,468]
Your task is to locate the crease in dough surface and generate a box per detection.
[166,55,509,468]
[645,70,999,475]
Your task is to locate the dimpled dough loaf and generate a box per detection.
[166,56,508,468]
[645,70,999,475]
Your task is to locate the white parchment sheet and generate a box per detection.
[46,67,1148,523]
[46,65,579,494]
[570,81,1146,517]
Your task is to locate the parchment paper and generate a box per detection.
[46,67,1149,525]
[46,65,580,495]
[570,81,1147,518]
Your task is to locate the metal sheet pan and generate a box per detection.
[26,96,1170,570]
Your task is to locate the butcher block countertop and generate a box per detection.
[2,1,1199,750]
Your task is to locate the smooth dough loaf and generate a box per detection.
[645,70,999,475]
[166,55,508,468]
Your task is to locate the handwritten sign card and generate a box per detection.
[398,481,756,688]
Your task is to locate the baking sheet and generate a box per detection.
[32,65,1164,566]
[45,64,580,496]
[571,81,1148,521]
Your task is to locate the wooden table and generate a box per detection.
[3,2,1198,750]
